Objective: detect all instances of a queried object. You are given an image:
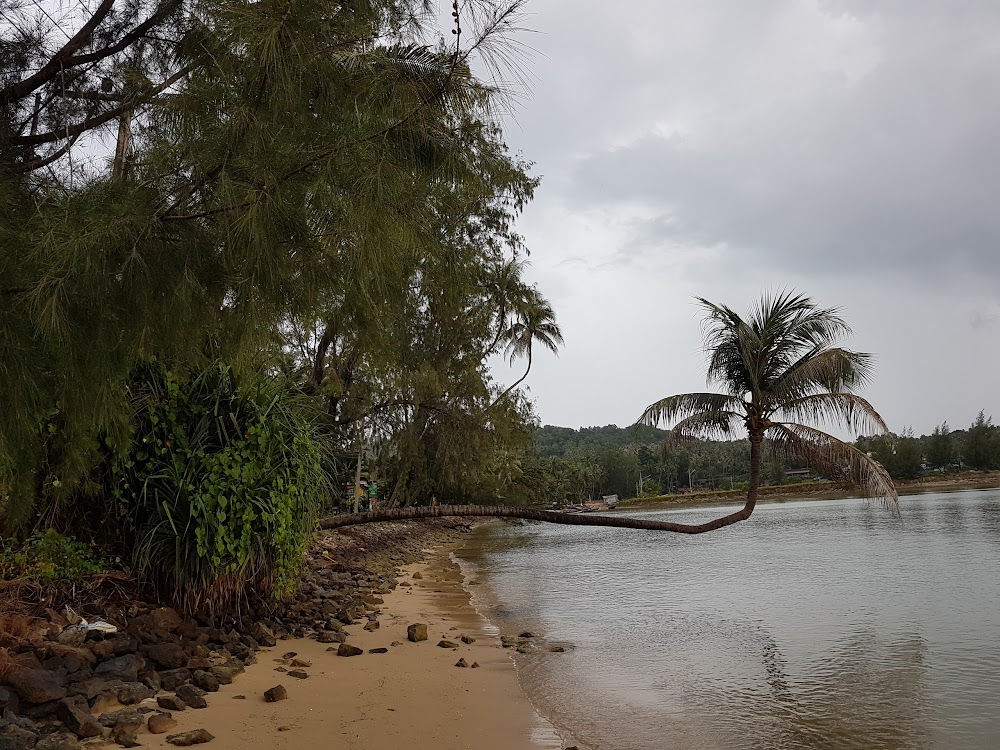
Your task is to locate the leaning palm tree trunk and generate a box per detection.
[319,501,758,534]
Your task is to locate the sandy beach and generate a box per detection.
[141,544,561,750]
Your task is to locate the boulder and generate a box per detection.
[146,608,183,634]
[460,635,476,645]
[34,734,81,750]
[93,655,139,683]
[263,685,287,703]
[0,725,39,750]
[55,698,101,738]
[191,671,219,693]
[112,730,140,748]
[287,670,308,680]
[406,624,427,643]
[208,666,240,685]
[0,687,20,714]
[148,713,178,734]
[158,669,192,691]
[145,644,187,670]
[97,707,143,733]
[248,623,275,648]
[454,658,468,668]
[363,621,379,632]
[335,644,362,657]
[165,729,214,746]
[174,684,207,709]
[436,641,458,649]
[156,695,186,712]
[367,648,388,654]
[7,669,67,704]
[116,682,154,705]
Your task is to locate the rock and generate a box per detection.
[548,646,566,653]
[158,669,191,691]
[147,608,183,633]
[519,631,536,638]
[411,571,422,579]
[148,713,178,734]
[334,611,353,626]
[174,684,207,709]
[156,695,187,711]
[55,628,86,648]
[248,623,276,648]
[191,671,219,693]
[336,644,362,657]
[516,645,534,654]
[436,641,458,649]
[97,707,143,732]
[406,624,427,643]
[56,698,101,738]
[471,662,480,668]
[390,642,401,647]
[367,648,388,654]
[0,727,38,750]
[315,632,343,644]
[460,635,475,644]
[165,728,214,746]
[8,668,68,704]
[94,655,139,684]
[454,658,468,668]
[361,594,383,605]
[280,652,297,660]
[145,644,187,670]
[287,670,308,680]
[34,734,81,750]
[116,682,154,705]
[0,687,20,714]
[65,676,121,701]
[207,666,240,685]
[274,667,287,673]
[263,685,287,703]
[362,621,379,632]
[288,659,311,669]
[232,695,246,700]
[113,730,140,748]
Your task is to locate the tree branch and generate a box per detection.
[13,66,189,148]
[0,0,117,104]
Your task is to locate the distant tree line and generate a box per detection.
[531,410,1000,503]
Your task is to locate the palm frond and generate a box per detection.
[767,422,898,514]
[635,393,744,428]
[775,393,890,437]
[770,347,875,401]
[668,410,744,442]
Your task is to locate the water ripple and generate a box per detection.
[459,491,1000,750]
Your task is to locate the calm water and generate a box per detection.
[458,490,1000,750]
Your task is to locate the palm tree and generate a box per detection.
[492,288,564,405]
[319,291,898,535]
[635,291,897,532]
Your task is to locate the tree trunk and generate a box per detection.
[321,428,766,535]
[320,495,758,536]
[491,348,531,407]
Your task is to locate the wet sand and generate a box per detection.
[143,546,560,750]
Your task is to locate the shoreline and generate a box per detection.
[619,472,1000,512]
[142,542,560,750]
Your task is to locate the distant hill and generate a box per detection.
[534,424,672,458]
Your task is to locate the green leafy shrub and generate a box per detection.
[0,529,107,586]
[113,363,333,616]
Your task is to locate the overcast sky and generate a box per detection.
[475,0,1000,436]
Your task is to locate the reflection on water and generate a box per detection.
[458,491,1000,750]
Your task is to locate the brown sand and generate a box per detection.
[143,547,560,750]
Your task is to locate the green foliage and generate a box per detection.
[963,411,1000,471]
[0,530,107,588]
[112,363,332,615]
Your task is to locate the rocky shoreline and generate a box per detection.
[0,519,478,749]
